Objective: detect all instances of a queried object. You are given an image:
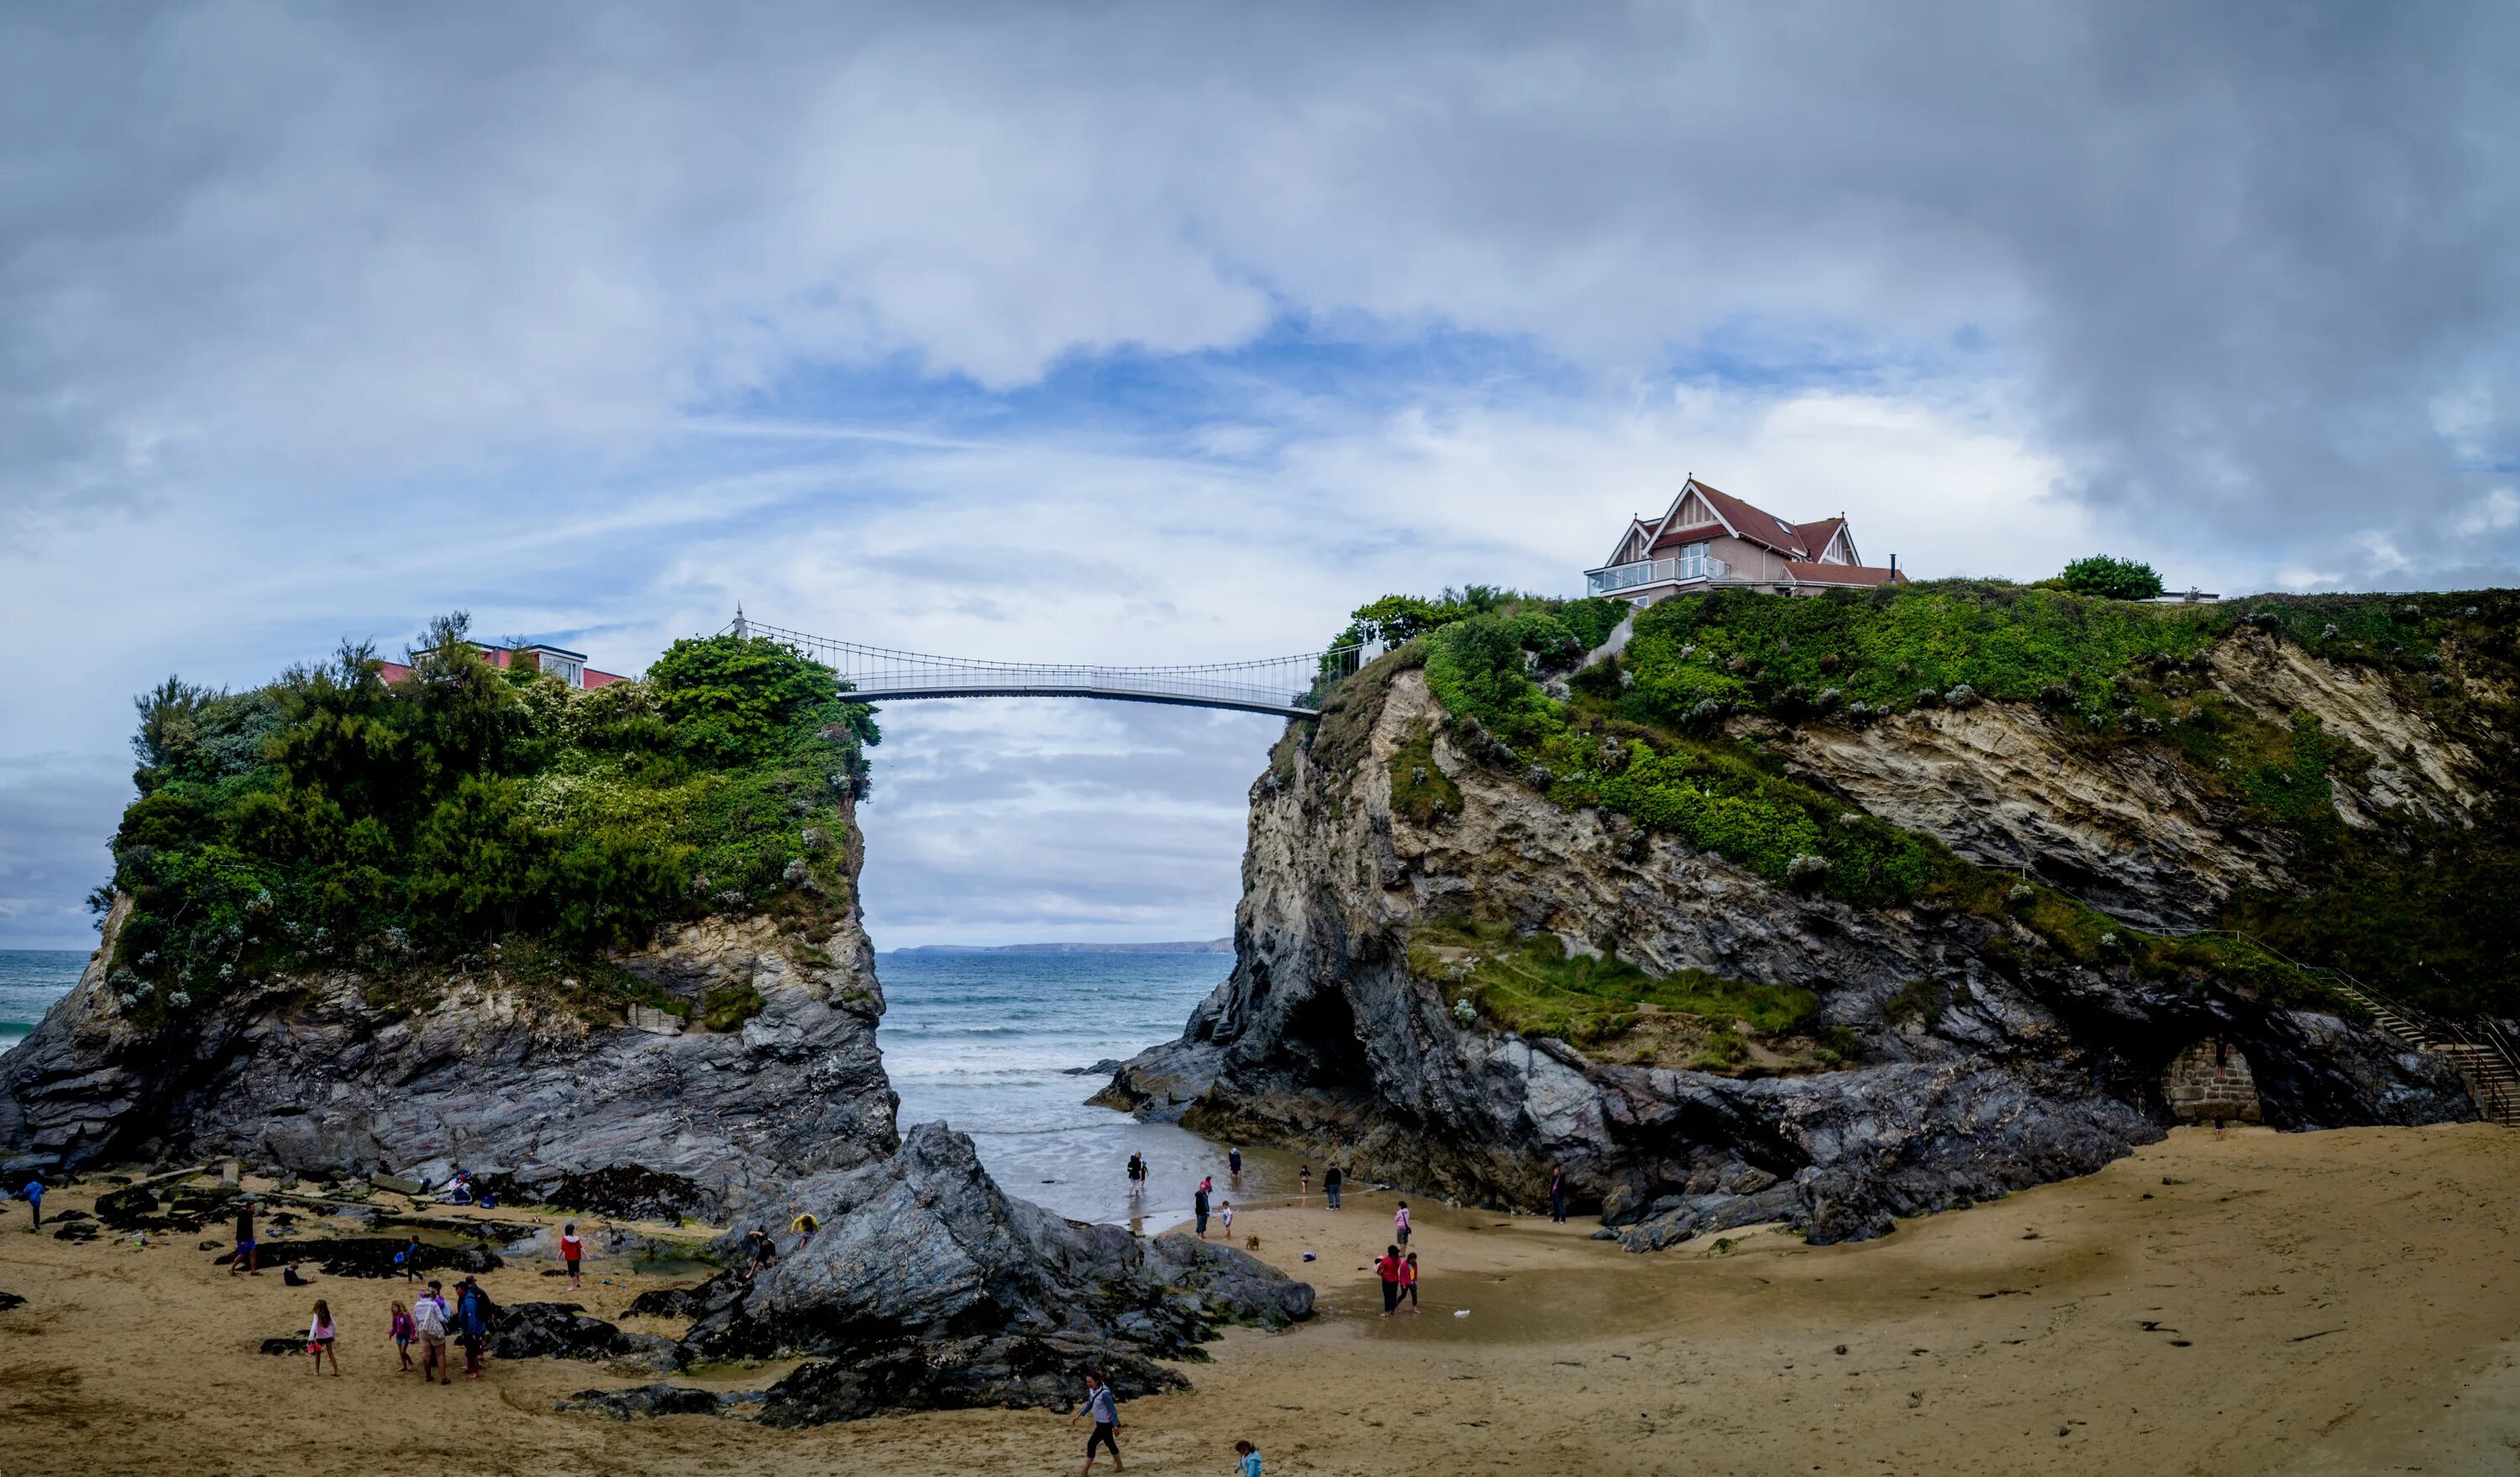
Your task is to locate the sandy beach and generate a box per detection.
[6,1124,2519,1476]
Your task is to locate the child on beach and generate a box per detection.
[1374,1245,1403,1317]
[1394,1200,1411,1245]
[1219,1201,1233,1237]
[559,1222,584,1290]
[1234,1439,1263,1476]
[1402,1251,1420,1310]
[307,1300,340,1375]
[390,1301,417,1370]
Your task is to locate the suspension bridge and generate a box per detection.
[729,612,1368,718]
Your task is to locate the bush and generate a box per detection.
[2058,555,2166,602]
[102,618,878,1020]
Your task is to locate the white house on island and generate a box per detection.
[1586,476,1904,605]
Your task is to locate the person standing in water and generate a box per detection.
[1374,1244,1404,1317]
[1323,1162,1343,1210]
[1548,1163,1567,1223]
[559,1222,585,1290]
[1068,1370,1123,1473]
[1227,1146,1242,1178]
[1394,1200,1411,1246]
[1194,1181,1210,1238]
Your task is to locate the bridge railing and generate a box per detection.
[730,614,1368,717]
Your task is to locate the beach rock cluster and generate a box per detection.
[670,1122,1310,1424]
[1102,661,2475,1245]
[490,1301,679,1369]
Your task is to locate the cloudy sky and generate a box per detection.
[3,3,2514,949]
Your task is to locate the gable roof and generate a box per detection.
[1640,477,1840,560]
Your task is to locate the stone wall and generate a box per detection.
[2166,1038,2262,1124]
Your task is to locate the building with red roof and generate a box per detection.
[1586,477,1904,605]
[376,642,627,691]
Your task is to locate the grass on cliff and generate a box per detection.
[1407,917,1838,1072]
[1320,582,2461,1015]
[102,614,875,1025]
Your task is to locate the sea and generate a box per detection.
[0,946,1287,1231]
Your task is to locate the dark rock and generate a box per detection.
[677,1123,1310,1425]
[0,1291,24,1312]
[51,1221,100,1242]
[1061,1059,1126,1077]
[625,1285,711,1320]
[557,1384,727,1421]
[259,1336,304,1355]
[489,1301,680,1368]
[252,1236,501,1280]
[480,1165,711,1222]
[45,1208,92,1223]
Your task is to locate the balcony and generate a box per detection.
[1584,554,1730,597]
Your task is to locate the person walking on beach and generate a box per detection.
[1375,1245,1404,1317]
[1323,1162,1342,1210]
[1194,1183,1211,1239]
[455,1276,491,1380]
[390,1300,417,1371]
[1402,1251,1420,1311]
[17,1176,40,1230]
[1068,1370,1123,1473]
[394,1233,423,1282]
[413,1280,451,1384]
[1227,1146,1242,1178]
[1394,1200,1411,1246]
[1233,1439,1263,1476]
[230,1198,259,1275]
[1298,1164,1310,1200]
[559,1222,585,1291]
[1548,1164,1567,1223]
[306,1299,340,1376]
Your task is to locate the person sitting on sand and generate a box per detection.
[1068,1370,1122,1474]
[1375,1245,1404,1317]
[306,1299,340,1376]
[390,1301,417,1371]
[281,1260,314,1286]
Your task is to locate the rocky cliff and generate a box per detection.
[1104,624,2482,1247]
[0,842,895,1218]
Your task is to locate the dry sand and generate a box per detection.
[6,1124,2520,1476]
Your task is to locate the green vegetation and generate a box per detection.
[1319,579,2512,1013]
[1405,917,1824,1070]
[99,614,875,1023]
[2057,555,2166,602]
[1386,723,1462,824]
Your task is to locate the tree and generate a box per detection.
[2058,555,2165,602]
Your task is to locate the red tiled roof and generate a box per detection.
[1794,518,1847,560]
[1781,560,1900,586]
[1672,480,1826,559]
[1648,522,1727,552]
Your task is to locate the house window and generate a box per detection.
[1677,543,1714,581]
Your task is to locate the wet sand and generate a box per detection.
[5,1124,2519,1475]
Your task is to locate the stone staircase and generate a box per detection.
[2313,973,2520,1127]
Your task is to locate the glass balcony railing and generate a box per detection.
[1585,555,1729,596]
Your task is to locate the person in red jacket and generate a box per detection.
[558,1222,585,1291]
[1374,1244,1404,1317]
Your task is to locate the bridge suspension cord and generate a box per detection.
[723,615,1369,717]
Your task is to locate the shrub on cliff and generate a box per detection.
[102,613,878,1021]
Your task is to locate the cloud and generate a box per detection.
[4,3,2517,943]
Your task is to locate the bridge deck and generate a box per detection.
[849,683,1317,717]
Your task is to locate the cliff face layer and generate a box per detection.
[1,866,895,1217]
[1104,659,2472,1247]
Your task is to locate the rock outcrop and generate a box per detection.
[677,1122,1311,1425]
[1104,661,2472,1246]
[2,843,894,1220]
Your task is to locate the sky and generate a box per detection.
[3,3,2515,949]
